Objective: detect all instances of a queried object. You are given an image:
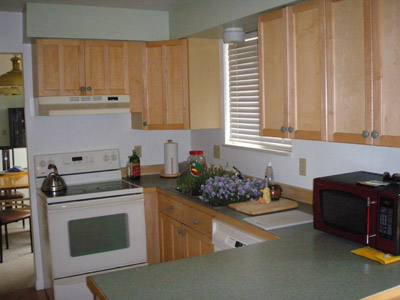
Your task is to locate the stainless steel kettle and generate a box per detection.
[41,164,67,192]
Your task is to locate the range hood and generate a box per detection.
[37,95,130,116]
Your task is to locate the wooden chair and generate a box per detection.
[0,199,32,263]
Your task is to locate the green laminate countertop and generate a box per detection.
[88,175,400,300]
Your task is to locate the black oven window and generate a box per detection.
[68,213,129,257]
[320,190,367,235]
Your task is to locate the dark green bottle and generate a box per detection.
[129,150,141,180]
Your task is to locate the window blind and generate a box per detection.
[225,35,292,154]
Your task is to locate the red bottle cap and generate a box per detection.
[189,150,203,155]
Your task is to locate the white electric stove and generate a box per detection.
[35,149,147,300]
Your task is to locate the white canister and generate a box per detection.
[162,139,179,176]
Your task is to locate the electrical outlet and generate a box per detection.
[134,145,142,158]
[213,145,220,159]
[299,158,306,176]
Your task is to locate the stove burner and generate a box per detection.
[97,184,121,192]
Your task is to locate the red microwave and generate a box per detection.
[313,171,400,255]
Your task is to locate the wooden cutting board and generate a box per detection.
[228,198,298,215]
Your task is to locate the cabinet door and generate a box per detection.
[84,41,129,95]
[188,39,221,129]
[182,225,213,259]
[259,9,289,138]
[143,40,189,130]
[159,213,184,262]
[372,0,400,147]
[326,0,373,145]
[288,0,326,140]
[36,39,85,96]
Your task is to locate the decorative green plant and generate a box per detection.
[176,163,228,196]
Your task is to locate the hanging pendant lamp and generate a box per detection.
[0,55,23,95]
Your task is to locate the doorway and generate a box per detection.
[0,53,33,295]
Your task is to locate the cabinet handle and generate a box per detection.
[362,130,369,138]
[80,87,86,92]
[288,127,294,133]
[178,229,185,236]
[193,219,199,225]
[143,121,148,126]
[166,205,173,211]
[371,131,379,139]
[280,126,287,133]
[87,86,92,92]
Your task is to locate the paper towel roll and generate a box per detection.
[164,140,179,175]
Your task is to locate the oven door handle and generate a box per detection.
[47,194,144,212]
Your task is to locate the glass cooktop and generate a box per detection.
[41,180,143,203]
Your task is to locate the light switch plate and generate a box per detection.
[134,145,142,158]
[213,145,220,159]
[299,158,306,176]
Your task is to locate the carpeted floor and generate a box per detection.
[0,221,35,295]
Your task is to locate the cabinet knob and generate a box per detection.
[143,121,148,127]
[87,86,92,92]
[280,126,287,133]
[193,219,199,225]
[166,205,173,211]
[362,130,369,138]
[178,229,185,236]
[288,127,294,133]
[80,87,86,92]
[371,131,379,139]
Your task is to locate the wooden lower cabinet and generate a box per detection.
[158,193,213,263]
[159,213,185,262]
[183,224,214,258]
[159,212,213,262]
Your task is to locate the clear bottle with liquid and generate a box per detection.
[265,162,274,187]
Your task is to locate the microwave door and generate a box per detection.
[313,181,378,248]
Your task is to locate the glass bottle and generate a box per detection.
[130,150,141,180]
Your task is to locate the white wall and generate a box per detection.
[0,11,191,290]
[169,0,300,38]
[191,128,400,190]
[26,3,169,41]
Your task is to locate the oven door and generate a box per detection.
[46,194,147,279]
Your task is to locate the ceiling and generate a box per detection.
[0,0,193,13]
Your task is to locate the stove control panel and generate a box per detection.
[34,149,120,177]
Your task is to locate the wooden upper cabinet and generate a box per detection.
[35,39,129,97]
[372,0,400,147]
[138,38,221,130]
[326,0,373,145]
[36,39,85,96]
[84,41,129,95]
[258,0,326,140]
[188,39,221,129]
[143,40,189,130]
[259,9,288,138]
[288,0,326,141]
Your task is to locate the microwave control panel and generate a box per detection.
[378,197,394,239]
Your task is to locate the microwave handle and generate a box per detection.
[366,197,377,244]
